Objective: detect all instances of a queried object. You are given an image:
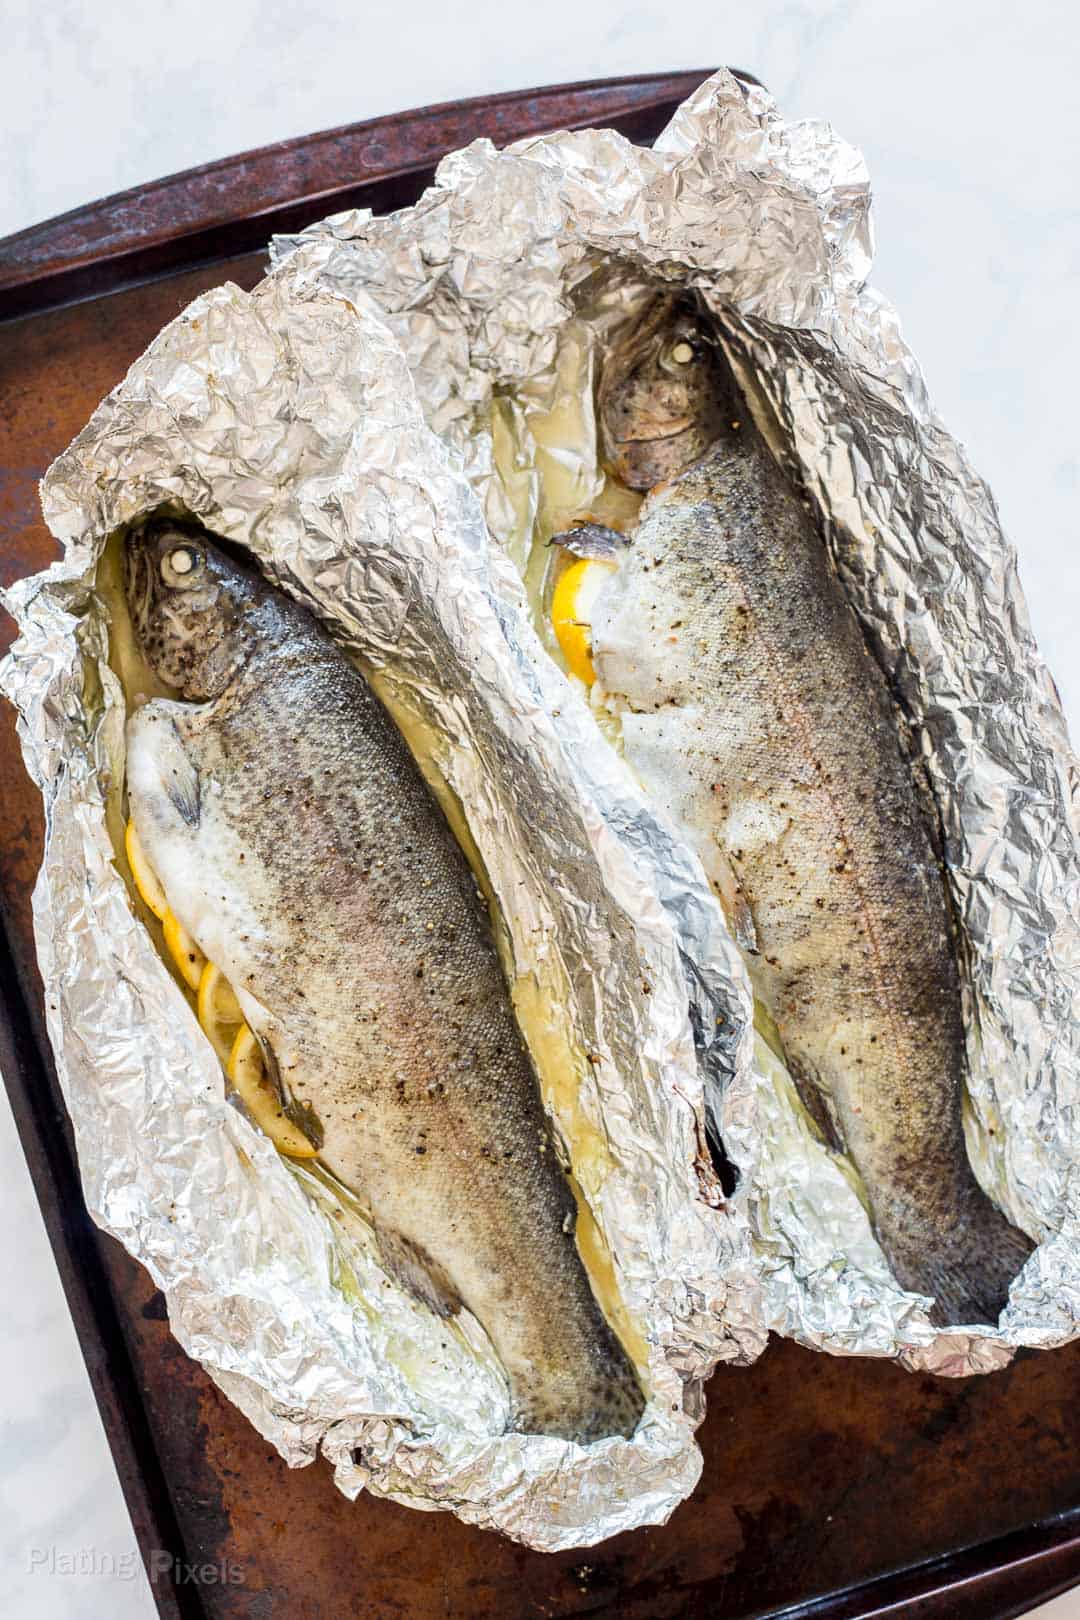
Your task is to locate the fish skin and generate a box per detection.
[590,298,1033,1326]
[122,518,644,1442]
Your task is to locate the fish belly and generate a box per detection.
[593,437,1032,1325]
[126,634,642,1440]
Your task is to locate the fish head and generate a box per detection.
[123,517,264,700]
[598,294,731,490]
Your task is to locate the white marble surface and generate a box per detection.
[1,2,1077,1615]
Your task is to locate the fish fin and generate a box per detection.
[710,857,759,953]
[730,891,758,955]
[549,521,629,561]
[371,1224,462,1320]
[786,1056,845,1154]
[156,717,202,828]
[894,707,948,865]
[258,1038,324,1150]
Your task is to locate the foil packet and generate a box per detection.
[271,68,1080,1372]
[1,262,761,1550]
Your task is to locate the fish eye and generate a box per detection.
[669,341,696,365]
[164,546,201,581]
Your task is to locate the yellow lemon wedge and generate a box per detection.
[125,818,168,921]
[162,909,207,992]
[197,962,245,1064]
[226,1026,318,1159]
[550,557,616,686]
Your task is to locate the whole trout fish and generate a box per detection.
[122,517,643,1442]
[575,294,1033,1326]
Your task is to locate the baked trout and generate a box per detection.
[122,517,643,1442]
[572,294,1033,1326]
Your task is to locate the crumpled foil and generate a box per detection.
[270,68,1080,1373]
[3,70,1078,1553]
[1,264,761,1549]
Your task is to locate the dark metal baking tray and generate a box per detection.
[1,71,1078,1620]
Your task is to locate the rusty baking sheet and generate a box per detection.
[2,73,1080,1620]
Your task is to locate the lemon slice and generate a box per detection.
[551,557,616,685]
[162,909,207,992]
[226,1026,317,1159]
[125,818,168,921]
[126,817,207,992]
[197,962,245,1063]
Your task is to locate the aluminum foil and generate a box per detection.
[271,68,1080,1372]
[1,263,761,1551]
[3,70,1079,1554]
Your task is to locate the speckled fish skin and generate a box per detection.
[122,517,644,1443]
[590,296,1033,1327]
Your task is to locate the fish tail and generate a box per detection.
[882,1185,1035,1328]
[579,1347,647,1443]
[513,1334,645,1444]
